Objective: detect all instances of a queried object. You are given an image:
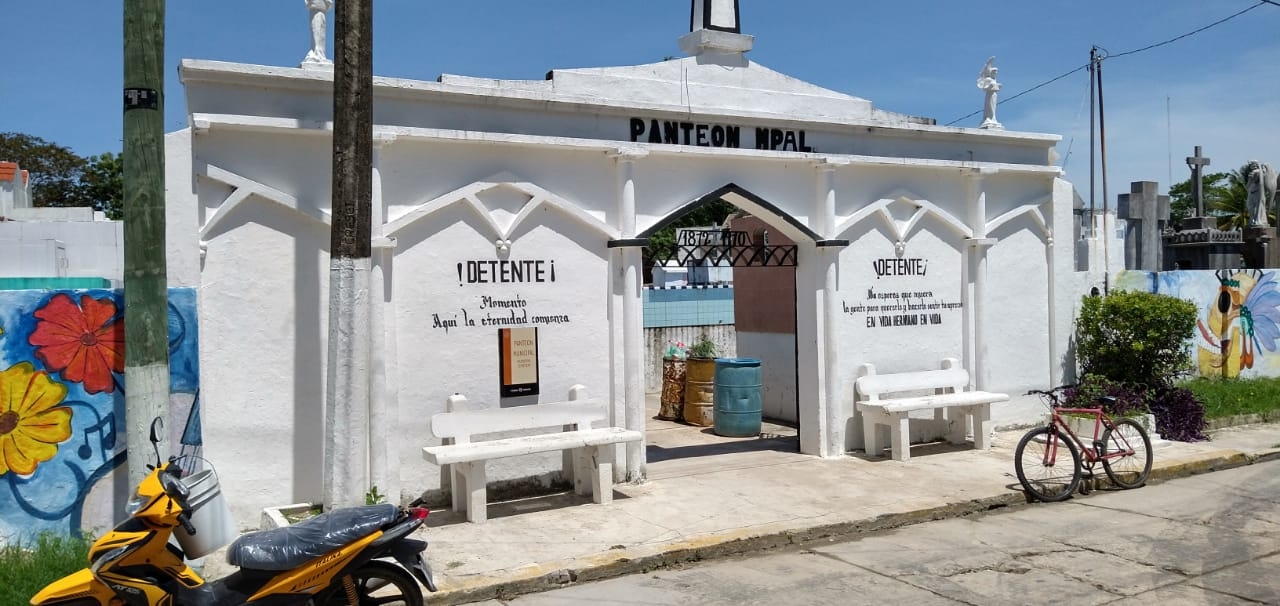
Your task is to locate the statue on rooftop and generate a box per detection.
[1245,160,1278,227]
[301,0,334,68]
[977,56,1002,130]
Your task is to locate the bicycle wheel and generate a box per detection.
[1014,426,1081,502]
[1101,418,1153,489]
[318,560,425,606]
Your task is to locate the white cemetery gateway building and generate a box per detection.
[165,2,1115,524]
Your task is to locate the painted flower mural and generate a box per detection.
[0,362,71,476]
[28,293,125,394]
[0,288,197,544]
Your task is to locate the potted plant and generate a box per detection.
[658,340,688,421]
[683,336,718,426]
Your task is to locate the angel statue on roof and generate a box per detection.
[977,56,1002,130]
[302,0,334,68]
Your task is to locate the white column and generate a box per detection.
[964,169,997,390]
[369,134,399,504]
[815,159,845,457]
[611,149,647,481]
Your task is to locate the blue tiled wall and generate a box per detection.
[643,286,735,328]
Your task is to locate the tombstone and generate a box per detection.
[1242,225,1280,269]
[1116,181,1169,271]
[1163,146,1243,270]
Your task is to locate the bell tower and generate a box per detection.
[679,0,753,56]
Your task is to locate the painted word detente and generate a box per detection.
[872,258,927,279]
[457,260,556,285]
[629,118,814,152]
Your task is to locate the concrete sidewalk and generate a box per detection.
[416,413,1280,605]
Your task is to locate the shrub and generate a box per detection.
[1074,290,1197,387]
[1151,386,1209,442]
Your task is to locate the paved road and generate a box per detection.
[476,461,1280,605]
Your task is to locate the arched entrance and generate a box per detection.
[638,184,820,459]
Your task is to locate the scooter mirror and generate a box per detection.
[149,417,165,444]
[149,417,165,467]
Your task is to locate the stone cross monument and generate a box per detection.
[1181,146,1213,230]
[680,0,754,56]
[1117,181,1169,271]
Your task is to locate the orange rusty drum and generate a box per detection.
[658,358,686,421]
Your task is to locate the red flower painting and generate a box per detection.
[28,294,125,394]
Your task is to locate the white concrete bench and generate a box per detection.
[422,386,642,523]
[854,358,1008,461]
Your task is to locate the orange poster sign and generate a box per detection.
[499,327,539,397]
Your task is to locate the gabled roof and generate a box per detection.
[437,55,933,126]
[0,161,18,182]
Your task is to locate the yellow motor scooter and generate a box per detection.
[31,418,436,605]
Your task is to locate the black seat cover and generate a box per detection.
[226,504,398,571]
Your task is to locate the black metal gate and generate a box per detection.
[646,228,797,267]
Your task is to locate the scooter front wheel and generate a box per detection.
[317,560,425,606]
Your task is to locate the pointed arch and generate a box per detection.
[197,164,331,243]
[380,174,618,242]
[986,194,1053,239]
[637,183,821,243]
[832,190,973,243]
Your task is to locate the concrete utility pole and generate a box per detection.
[123,0,171,486]
[324,0,373,509]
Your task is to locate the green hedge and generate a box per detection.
[1075,290,1197,387]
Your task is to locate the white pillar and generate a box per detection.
[814,159,846,457]
[964,169,997,390]
[611,149,647,481]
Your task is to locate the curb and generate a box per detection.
[430,447,1279,605]
[430,492,1027,605]
[1205,411,1280,431]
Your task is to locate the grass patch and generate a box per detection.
[1181,376,1280,419]
[0,532,92,604]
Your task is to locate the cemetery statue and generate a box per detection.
[976,56,1002,130]
[1245,160,1278,228]
[302,0,334,67]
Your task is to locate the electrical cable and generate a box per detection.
[945,1,1269,126]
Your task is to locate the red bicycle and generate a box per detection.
[1015,387,1153,502]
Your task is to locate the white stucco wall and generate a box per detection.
[167,42,1096,523]
[0,221,123,281]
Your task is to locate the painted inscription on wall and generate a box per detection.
[456,259,556,285]
[845,257,961,328]
[431,294,573,333]
[434,258,572,333]
[628,118,814,152]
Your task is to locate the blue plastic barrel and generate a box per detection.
[713,358,763,437]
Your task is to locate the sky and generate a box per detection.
[2,1,1279,209]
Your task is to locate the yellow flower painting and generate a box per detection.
[0,362,72,476]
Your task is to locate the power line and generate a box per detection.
[945,1,1269,126]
